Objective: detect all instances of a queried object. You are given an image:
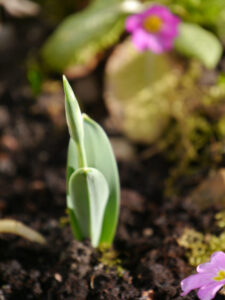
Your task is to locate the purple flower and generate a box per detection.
[125,5,180,53]
[181,251,225,300]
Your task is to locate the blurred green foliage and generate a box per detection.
[161,0,225,27]
[105,38,225,189]
[27,66,43,96]
[217,117,225,138]
[35,0,90,22]
[105,38,177,144]
[39,0,225,189]
[41,0,224,73]
[42,0,125,74]
[175,23,222,69]
[159,0,225,40]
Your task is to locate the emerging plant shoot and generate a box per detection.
[63,76,120,248]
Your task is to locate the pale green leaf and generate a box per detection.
[66,195,83,241]
[175,23,222,69]
[82,114,120,246]
[69,167,109,247]
[104,38,178,143]
[67,115,120,247]
[42,0,125,73]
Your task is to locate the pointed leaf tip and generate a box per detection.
[63,75,74,101]
[63,76,84,144]
[62,74,67,86]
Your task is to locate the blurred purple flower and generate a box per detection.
[125,5,180,53]
[181,251,225,300]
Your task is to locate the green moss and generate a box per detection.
[59,216,70,228]
[178,226,225,267]
[161,63,225,194]
[98,245,124,277]
[215,210,225,228]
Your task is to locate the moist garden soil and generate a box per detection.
[0,16,225,300]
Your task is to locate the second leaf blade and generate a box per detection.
[69,167,109,247]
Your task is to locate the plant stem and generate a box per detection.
[76,140,87,168]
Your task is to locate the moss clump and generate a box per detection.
[98,245,124,277]
[162,62,225,194]
[215,210,225,228]
[178,215,225,267]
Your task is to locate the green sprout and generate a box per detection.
[63,76,120,248]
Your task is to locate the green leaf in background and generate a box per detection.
[104,38,181,143]
[158,0,225,42]
[159,0,225,33]
[42,0,125,74]
[216,10,225,42]
[69,167,109,247]
[160,0,225,26]
[67,114,120,247]
[175,23,222,69]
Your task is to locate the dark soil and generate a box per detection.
[0,14,224,300]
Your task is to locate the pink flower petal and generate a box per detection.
[126,4,180,54]
[144,5,171,18]
[125,15,141,32]
[197,252,225,274]
[197,262,216,274]
[181,273,213,296]
[132,30,171,53]
[160,39,173,51]
[160,24,180,39]
[210,252,225,271]
[132,29,149,51]
[197,282,224,300]
[146,35,164,53]
[160,11,179,24]
[172,15,181,26]
[147,6,179,27]
[211,251,225,265]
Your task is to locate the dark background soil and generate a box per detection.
[0,13,224,300]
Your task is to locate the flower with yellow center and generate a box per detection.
[181,251,225,300]
[213,270,225,281]
[143,15,163,33]
[125,4,180,53]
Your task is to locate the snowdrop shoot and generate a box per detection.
[63,76,120,248]
[125,5,180,53]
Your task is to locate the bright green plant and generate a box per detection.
[63,76,120,247]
